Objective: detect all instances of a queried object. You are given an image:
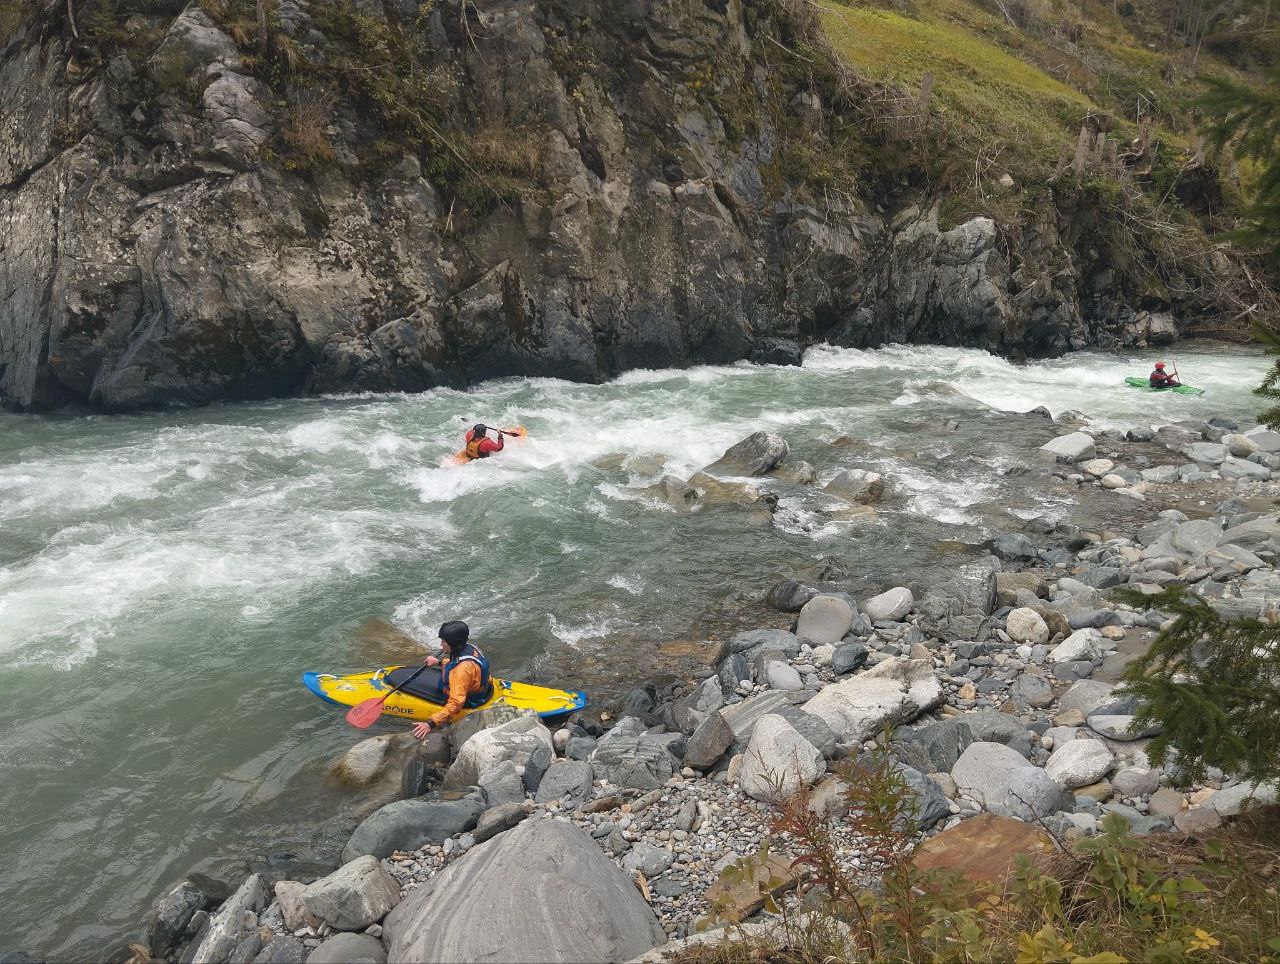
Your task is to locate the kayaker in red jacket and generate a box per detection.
[1149,361,1180,388]
[462,423,505,460]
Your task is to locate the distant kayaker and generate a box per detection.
[461,423,505,461]
[1149,361,1181,389]
[411,621,492,738]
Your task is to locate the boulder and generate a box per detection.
[796,595,855,644]
[1110,767,1162,798]
[831,641,869,675]
[189,874,268,964]
[767,580,819,613]
[913,813,1055,891]
[684,711,735,770]
[1048,628,1102,663]
[991,534,1037,562]
[1086,714,1161,741]
[863,587,914,622]
[1184,441,1227,464]
[472,802,530,843]
[706,432,789,476]
[450,704,524,753]
[383,819,665,963]
[824,469,885,505]
[720,691,794,742]
[952,742,1067,821]
[1040,433,1095,462]
[306,933,386,964]
[148,880,208,958]
[622,841,675,877]
[764,659,804,691]
[589,736,675,789]
[1005,608,1049,645]
[479,760,527,808]
[728,629,802,660]
[534,760,595,806]
[1209,780,1279,817]
[891,719,974,772]
[1057,679,1114,717]
[804,657,943,742]
[303,856,400,931]
[996,571,1046,607]
[738,714,826,802]
[1144,519,1223,562]
[274,881,310,932]
[958,711,1032,757]
[252,936,306,964]
[342,789,484,863]
[918,560,997,641]
[1043,740,1114,790]
[332,734,405,789]
[1009,673,1054,709]
[896,764,950,829]
[773,706,837,759]
[1101,802,1172,835]
[444,714,552,790]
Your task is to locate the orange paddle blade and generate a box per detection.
[346,696,388,729]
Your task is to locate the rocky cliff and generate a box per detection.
[0,0,1245,411]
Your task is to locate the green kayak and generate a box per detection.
[1124,376,1205,396]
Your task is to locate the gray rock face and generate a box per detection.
[251,936,306,964]
[963,711,1033,757]
[952,743,1066,821]
[896,764,950,829]
[1043,739,1113,790]
[472,802,530,843]
[383,818,665,963]
[720,691,795,743]
[706,432,790,476]
[1040,433,1096,462]
[684,710,735,770]
[622,841,675,877]
[342,789,484,863]
[832,641,870,675]
[804,657,943,742]
[823,469,885,505]
[303,856,401,931]
[728,629,802,660]
[918,560,997,641]
[148,880,208,958]
[479,760,528,808]
[444,714,553,790]
[738,714,826,802]
[796,594,856,644]
[863,587,914,622]
[767,580,819,613]
[534,759,595,806]
[189,874,268,964]
[306,933,387,964]
[892,719,973,772]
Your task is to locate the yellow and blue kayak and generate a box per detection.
[302,665,587,722]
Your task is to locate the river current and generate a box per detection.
[0,341,1270,957]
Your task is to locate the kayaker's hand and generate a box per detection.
[425,655,441,668]
[413,721,433,740]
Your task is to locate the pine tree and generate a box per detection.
[1255,319,1280,429]
[1116,587,1280,785]
[1200,64,1280,269]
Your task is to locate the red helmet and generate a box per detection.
[1155,361,1166,369]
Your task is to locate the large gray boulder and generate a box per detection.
[952,742,1067,821]
[962,711,1033,757]
[863,587,914,622]
[683,710,735,770]
[589,736,675,789]
[384,818,665,962]
[738,714,826,802]
[720,690,794,743]
[148,880,208,959]
[823,469,885,505]
[1043,739,1114,790]
[342,789,484,863]
[727,628,802,660]
[804,657,943,742]
[303,856,401,931]
[444,714,553,790]
[892,718,973,772]
[918,560,997,641]
[189,874,268,964]
[1040,432,1095,462]
[796,594,855,644]
[705,432,789,476]
[897,764,950,829]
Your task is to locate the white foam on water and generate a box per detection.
[547,613,631,649]
[607,574,644,595]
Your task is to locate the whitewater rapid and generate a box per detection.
[0,340,1270,957]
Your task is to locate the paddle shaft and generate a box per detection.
[459,417,522,435]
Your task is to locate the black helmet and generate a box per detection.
[439,620,470,648]
[471,423,487,438]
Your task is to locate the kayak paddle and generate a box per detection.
[346,663,432,729]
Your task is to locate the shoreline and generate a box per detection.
[13,406,1280,964]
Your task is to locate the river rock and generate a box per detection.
[864,587,914,622]
[1184,441,1227,464]
[767,580,819,612]
[1221,457,1271,480]
[720,690,794,741]
[472,802,530,843]
[892,718,974,772]
[1144,519,1223,562]
[251,936,305,964]
[341,789,484,862]
[774,706,838,759]
[1009,673,1054,709]
[1086,714,1161,741]
[1048,628,1102,663]
[534,759,595,806]
[1209,780,1280,816]
[728,628,802,660]
[1080,458,1114,477]
[913,813,1056,889]
[991,533,1037,561]
[995,571,1046,607]
[1058,679,1114,717]
[706,432,789,476]
[1101,802,1172,835]
[951,743,1067,821]
[738,714,826,802]
[896,764,950,829]
[306,933,387,964]
[805,657,943,742]
[1224,433,1259,457]
[189,874,267,964]
[796,595,855,644]
[450,704,524,753]
[332,734,399,789]
[303,856,400,931]
[961,711,1032,757]
[479,760,527,808]
[1040,433,1095,462]
[444,714,553,790]
[1043,739,1113,789]
[684,710,735,770]
[764,659,804,691]
[831,641,869,675]
[148,880,209,958]
[1005,608,1049,644]
[918,560,997,641]
[384,818,665,962]
[622,841,675,877]
[1110,766,1161,797]
[824,469,885,504]
[590,736,675,789]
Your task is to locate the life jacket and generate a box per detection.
[443,642,494,707]
[464,430,488,460]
